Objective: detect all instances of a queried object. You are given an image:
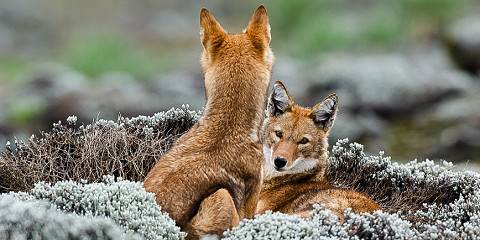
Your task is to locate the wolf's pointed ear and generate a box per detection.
[310,94,338,131]
[267,81,292,117]
[200,8,226,49]
[245,5,271,48]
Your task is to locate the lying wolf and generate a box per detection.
[257,81,380,220]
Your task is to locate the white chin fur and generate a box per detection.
[262,145,276,180]
[262,145,318,180]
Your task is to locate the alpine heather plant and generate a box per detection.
[25,176,185,240]
[0,196,140,240]
[227,139,480,239]
[0,106,200,192]
[1,105,480,239]
[325,139,480,238]
[326,139,467,213]
[223,208,349,240]
[343,209,416,239]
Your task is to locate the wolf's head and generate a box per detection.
[199,6,274,95]
[260,81,338,180]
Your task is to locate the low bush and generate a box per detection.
[0,106,199,192]
[1,106,479,239]
[0,195,139,240]
[226,140,480,239]
[2,176,185,240]
[24,176,185,240]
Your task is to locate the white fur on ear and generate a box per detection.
[267,24,271,44]
[310,94,338,131]
[267,81,291,116]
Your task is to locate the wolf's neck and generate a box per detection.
[201,69,270,139]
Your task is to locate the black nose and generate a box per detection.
[274,157,287,169]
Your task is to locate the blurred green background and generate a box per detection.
[0,0,479,167]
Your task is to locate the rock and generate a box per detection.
[445,15,480,75]
[26,63,88,98]
[272,57,312,99]
[432,93,480,122]
[311,49,478,145]
[423,93,480,162]
[147,10,195,43]
[271,49,480,161]
[0,1,54,56]
[2,48,479,163]
[20,64,88,126]
[309,49,477,117]
[153,70,205,109]
[88,71,157,117]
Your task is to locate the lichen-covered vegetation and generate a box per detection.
[1,107,479,239]
[0,195,141,240]
[0,106,199,193]
[3,176,185,240]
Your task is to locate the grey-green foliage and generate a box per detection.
[328,139,480,239]
[224,206,415,240]
[226,139,480,239]
[223,206,349,240]
[0,196,139,240]
[0,106,200,193]
[2,106,480,239]
[25,176,185,240]
[343,209,415,240]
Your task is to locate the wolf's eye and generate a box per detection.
[275,130,283,138]
[298,137,309,144]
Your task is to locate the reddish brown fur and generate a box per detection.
[262,105,330,177]
[257,81,380,221]
[144,6,274,239]
[258,182,381,221]
[184,189,239,239]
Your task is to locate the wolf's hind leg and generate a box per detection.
[240,177,262,219]
[185,188,239,240]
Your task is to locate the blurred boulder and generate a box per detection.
[3,63,205,136]
[2,48,479,163]
[0,1,54,55]
[27,64,88,96]
[153,69,204,109]
[274,49,480,160]
[272,57,311,98]
[22,64,88,126]
[88,72,159,117]
[445,15,480,75]
[310,49,476,117]
[147,10,194,43]
[425,93,480,161]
